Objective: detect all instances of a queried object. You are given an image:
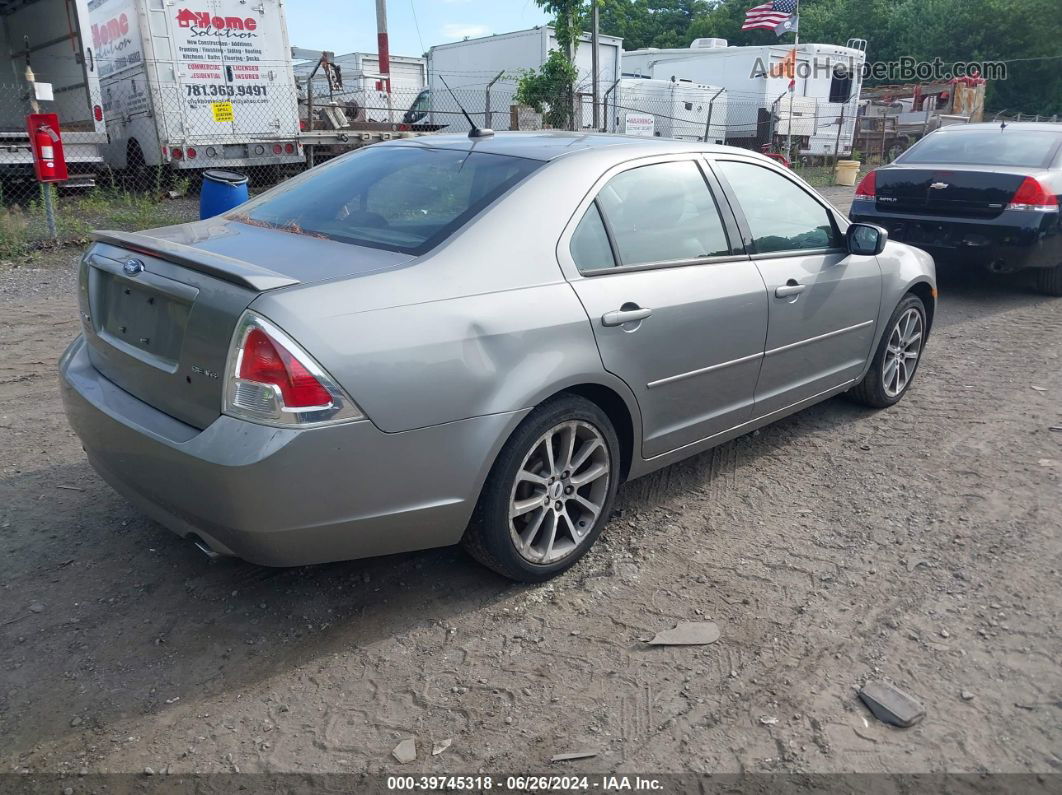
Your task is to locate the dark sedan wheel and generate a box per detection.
[463,395,620,582]
[849,294,927,408]
[1034,264,1062,297]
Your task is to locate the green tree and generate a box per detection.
[596,0,1061,114]
[514,50,581,128]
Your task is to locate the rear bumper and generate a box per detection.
[60,335,525,566]
[850,201,1062,271]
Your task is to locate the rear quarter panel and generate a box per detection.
[249,151,643,434]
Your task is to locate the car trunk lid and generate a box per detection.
[875,167,1031,219]
[79,225,413,429]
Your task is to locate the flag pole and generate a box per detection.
[786,0,800,162]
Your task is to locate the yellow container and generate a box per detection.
[834,159,861,187]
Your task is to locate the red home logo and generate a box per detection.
[91,13,129,48]
[176,9,257,31]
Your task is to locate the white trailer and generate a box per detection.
[607,78,727,143]
[623,39,866,157]
[0,0,105,181]
[426,26,622,132]
[89,0,302,172]
[294,51,426,124]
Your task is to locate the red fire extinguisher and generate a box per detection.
[26,112,68,183]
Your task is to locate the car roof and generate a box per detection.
[935,122,1062,133]
[382,131,754,163]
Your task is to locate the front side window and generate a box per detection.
[716,160,841,254]
[575,160,731,271]
[233,145,540,254]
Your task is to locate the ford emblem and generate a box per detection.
[123,258,145,276]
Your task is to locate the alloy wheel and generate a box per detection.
[882,307,923,398]
[508,420,611,565]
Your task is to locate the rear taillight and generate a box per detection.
[284,143,295,154]
[853,171,876,201]
[93,104,104,122]
[186,147,197,159]
[224,312,364,427]
[272,143,283,155]
[1008,177,1057,212]
[239,328,330,407]
[172,147,183,160]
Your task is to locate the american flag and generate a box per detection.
[742,0,798,32]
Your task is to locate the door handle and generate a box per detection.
[602,306,652,327]
[775,280,807,298]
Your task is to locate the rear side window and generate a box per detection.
[233,146,540,254]
[899,129,1061,168]
[573,160,731,272]
[715,160,841,254]
[570,203,616,270]
[829,64,853,103]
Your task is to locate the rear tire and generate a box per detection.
[849,293,927,409]
[1034,264,1062,297]
[463,395,620,583]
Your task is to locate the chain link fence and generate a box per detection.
[2,77,870,255]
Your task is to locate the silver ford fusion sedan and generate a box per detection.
[60,133,936,582]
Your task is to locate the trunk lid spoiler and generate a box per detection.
[91,230,300,292]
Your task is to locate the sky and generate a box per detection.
[284,0,551,59]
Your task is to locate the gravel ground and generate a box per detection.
[1,185,1060,780]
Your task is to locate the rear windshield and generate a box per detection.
[232,145,541,254]
[899,129,1061,168]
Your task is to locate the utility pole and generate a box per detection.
[375,0,394,121]
[591,1,600,130]
[375,0,391,95]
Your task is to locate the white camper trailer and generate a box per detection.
[425,26,622,132]
[608,78,727,143]
[623,38,866,156]
[90,0,303,172]
[0,0,105,182]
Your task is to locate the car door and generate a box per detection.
[558,156,769,459]
[710,157,883,416]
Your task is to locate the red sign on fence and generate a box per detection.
[26,113,68,183]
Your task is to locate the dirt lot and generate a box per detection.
[1,184,1060,780]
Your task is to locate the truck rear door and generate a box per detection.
[3,0,104,138]
[164,0,298,142]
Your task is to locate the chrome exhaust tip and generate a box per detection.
[190,535,221,560]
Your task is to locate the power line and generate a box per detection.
[409,0,426,54]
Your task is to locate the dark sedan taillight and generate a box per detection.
[1008,177,1057,212]
[853,171,876,202]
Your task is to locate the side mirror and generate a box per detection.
[847,223,888,256]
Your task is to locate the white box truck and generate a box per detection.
[89,0,302,173]
[623,39,866,156]
[294,51,426,125]
[0,0,106,182]
[425,26,622,132]
[607,78,727,143]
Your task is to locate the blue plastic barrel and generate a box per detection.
[200,169,249,219]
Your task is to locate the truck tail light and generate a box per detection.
[172,147,183,160]
[853,171,876,201]
[224,312,364,427]
[272,143,283,155]
[284,143,295,154]
[186,147,197,159]
[93,105,104,122]
[1008,177,1057,212]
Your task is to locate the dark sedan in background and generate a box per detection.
[850,122,1062,295]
